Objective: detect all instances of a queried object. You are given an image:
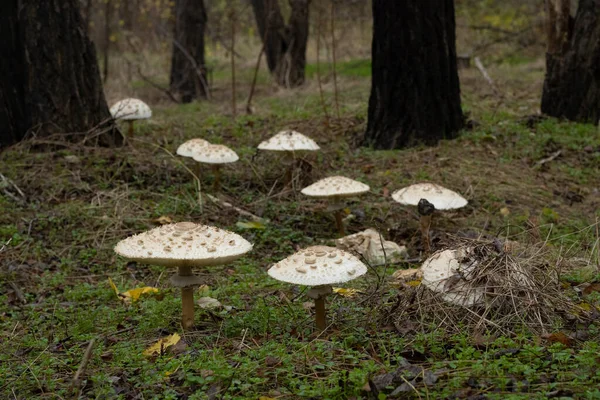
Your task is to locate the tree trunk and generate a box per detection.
[169,0,208,103]
[250,0,310,88]
[541,0,600,123]
[363,0,463,149]
[0,0,120,148]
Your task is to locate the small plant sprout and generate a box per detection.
[268,245,367,330]
[114,222,253,330]
[176,138,211,179]
[192,143,239,191]
[109,98,152,138]
[258,130,320,185]
[391,183,467,253]
[301,176,370,236]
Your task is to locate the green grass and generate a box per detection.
[1,58,600,399]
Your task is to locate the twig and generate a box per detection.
[535,150,562,167]
[71,338,96,389]
[205,194,265,222]
[134,65,180,104]
[330,1,340,119]
[474,56,502,98]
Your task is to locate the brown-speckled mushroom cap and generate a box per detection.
[114,222,252,267]
[110,98,152,120]
[176,138,211,158]
[267,245,367,286]
[258,130,320,151]
[301,176,370,199]
[392,183,467,210]
[192,144,239,164]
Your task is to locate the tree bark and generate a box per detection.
[250,0,310,88]
[363,0,463,149]
[541,0,600,123]
[169,0,208,103]
[0,0,120,148]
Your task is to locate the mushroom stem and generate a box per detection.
[284,152,295,187]
[127,120,135,138]
[178,265,195,330]
[314,296,327,330]
[418,199,435,254]
[334,209,345,236]
[211,165,221,191]
[307,285,333,331]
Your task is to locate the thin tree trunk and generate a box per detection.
[103,0,111,82]
[541,0,600,123]
[169,0,208,103]
[0,0,120,148]
[363,0,463,149]
[250,0,311,88]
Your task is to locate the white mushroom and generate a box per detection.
[301,176,370,236]
[177,138,211,180]
[109,98,152,138]
[258,130,320,185]
[114,222,253,329]
[268,245,367,330]
[391,183,467,253]
[192,144,239,191]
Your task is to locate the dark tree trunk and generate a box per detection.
[363,0,463,149]
[169,0,208,103]
[0,0,120,148]
[250,0,310,88]
[541,0,600,123]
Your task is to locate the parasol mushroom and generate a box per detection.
[192,144,239,191]
[268,245,367,330]
[301,176,370,236]
[109,98,152,138]
[176,138,211,179]
[114,222,252,330]
[391,183,467,253]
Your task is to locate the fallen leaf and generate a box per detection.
[143,333,181,356]
[542,332,573,347]
[258,397,277,400]
[583,283,600,296]
[406,279,422,287]
[197,296,222,309]
[236,221,266,230]
[153,215,173,225]
[500,207,510,217]
[108,278,159,303]
[391,268,423,281]
[197,284,210,296]
[332,287,363,298]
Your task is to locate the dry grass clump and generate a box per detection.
[388,236,590,336]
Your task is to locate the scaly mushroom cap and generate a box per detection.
[391,183,467,210]
[114,222,252,267]
[301,176,370,199]
[268,245,367,286]
[110,98,152,120]
[258,130,320,151]
[192,144,239,164]
[421,248,484,306]
[176,138,211,158]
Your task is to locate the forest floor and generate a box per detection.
[1,57,600,399]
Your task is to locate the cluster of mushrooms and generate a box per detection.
[114,127,471,331]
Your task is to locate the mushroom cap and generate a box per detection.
[114,222,253,267]
[421,248,484,306]
[258,130,320,151]
[301,176,370,199]
[110,98,152,120]
[391,183,467,210]
[192,144,239,164]
[268,245,367,286]
[176,138,211,158]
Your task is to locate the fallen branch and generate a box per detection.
[71,338,96,389]
[205,194,265,222]
[535,150,562,167]
[474,56,503,98]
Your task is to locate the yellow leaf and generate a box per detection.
[153,215,173,225]
[407,279,422,287]
[122,286,159,302]
[109,34,118,43]
[236,220,266,230]
[197,284,210,296]
[500,207,510,217]
[332,287,363,298]
[143,333,181,356]
[108,277,120,298]
[259,397,277,400]
[578,302,592,312]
